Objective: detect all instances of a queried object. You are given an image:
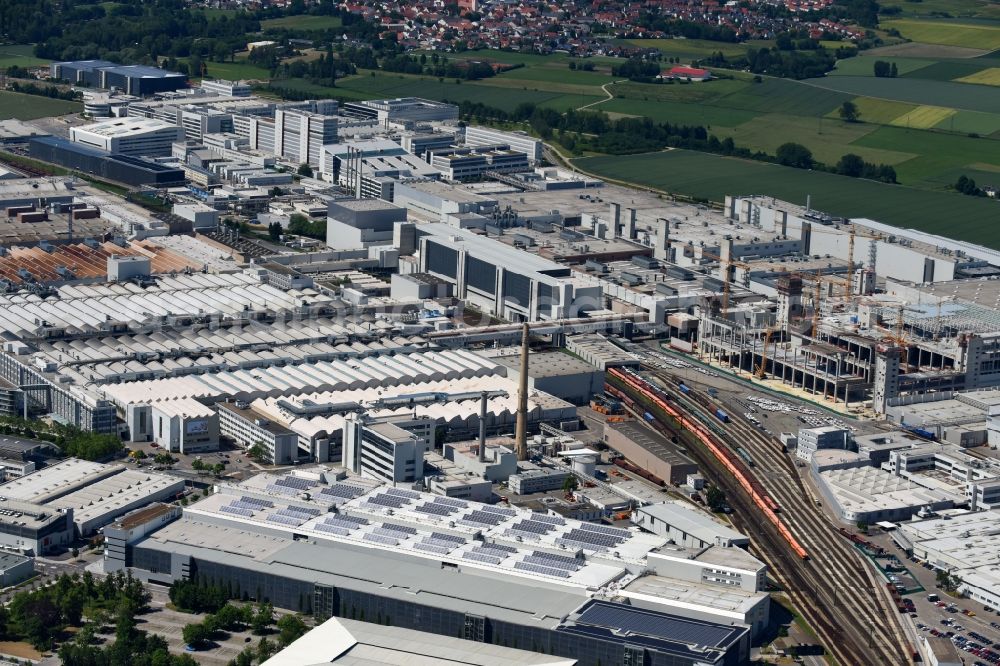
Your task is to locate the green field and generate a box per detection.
[0,44,49,68]
[576,150,1000,248]
[198,60,272,81]
[829,55,934,77]
[260,15,342,31]
[496,66,616,87]
[0,91,80,119]
[625,38,770,61]
[852,125,1000,183]
[880,0,1000,19]
[598,97,758,128]
[883,18,1000,50]
[801,76,1000,114]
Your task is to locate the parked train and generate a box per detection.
[608,367,809,560]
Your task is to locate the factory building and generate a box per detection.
[633,501,750,549]
[200,79,252,98]
[28,136,185,187]
[124,472,750,666]
[604,422,698,485]
[326,198,408,250]
[412,224,602,321]
[496,351,603,406]
[70,118,184,157]
[0,498,73,555]
[51,60,187,95]
[795,426,850,462]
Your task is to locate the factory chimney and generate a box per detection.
[478,391,489,463]
[514,322,530,461]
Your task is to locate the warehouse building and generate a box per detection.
[28,136,185,187]
[51,61,187,96]
[125,472,750,666]
[326,198,408,250]
[70,118,184,157]
[496,351,603,406]
[341,98,458,124]
[0,498,73,555]
[604,422,699,485]
[633,501,750,549]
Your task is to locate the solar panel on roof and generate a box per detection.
[430,532,466,544]
[556,537,607,552]
[514,561,571,578]
[385,487,421,499]
[574,602,734,646]
[314,523,351,536]
[463,551,501,565]
[513,520,555,534]
[524,555,579,571]
[529,513,564,525]
[368,494,409,509]
[423,537,461,549]
[530,551,580,567]
[275,476,313,491]
[414,542,453,555]
[240,496,274,508]
[363,532,399,546]
[482,505,516,517]
[432,497,467,509]
[227,500,262,511]
[320,484,365,499]
[462,510,508,526]
[219,505,254,518]
[578,522,630,538]
[415,503,455,517]
[266,484,299,496]
[323,517,363,531]
[380,523,417,535]
[267,513,305,526]
[284,506,321,516]
[327,514,368,526]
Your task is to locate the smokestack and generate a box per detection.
[478,391,488,463]
[624,207,637,240]
[654,218,669,261]
[515,322,530,461]
[609,203,621,237]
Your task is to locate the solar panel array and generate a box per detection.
[575,602,735,646]
[463,550,502,565]
[530,551,580,568]
[459,510,510,527]
[579,522,631,539]
[514,561,571,578]
[266,484,299,496]
[329,514,369,526]
[415,502,455,517]
[380,523,418,535]
[267,513,305,527]
[372,527,407,540]
[227,500,263,511]
[414,542,452,555]
[523,555,580,571]
[386,487,421,500]
[367,494,411,509]
[320,484,366,500]
[512,520,556,534]
[323,516,366,531]
[430,532,466,544]
[482,505,516,517]
[433,497,467,509]
[421,536,463,549]
[240,496,274,508]
[473,545,517,559]
[283,506,321,517]
[315,523,350,536]
[220,505,254,517]
[530,513,565,526]
[273,508,317,521]
[364,532,400,547]
[275,476,314,491]
[559,528,626,550]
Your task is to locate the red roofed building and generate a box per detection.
[661,65,712,81]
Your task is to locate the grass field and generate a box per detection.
[801,76,1000,113]
[0,44,49,68]
[260,15,342,31]
[496,66,616,87]
[837,96,918,124]
[829,55,933,77]
[598,97,758,128]
[889,104,955,128]
[880,0,1000,19]
[0,91,80,119]
[883,18,1000,51]
[853,125,1000,183]
[625,38,767,61]
[198,60,271,81]
[956,66,1000,85]
[575,150,1000,248]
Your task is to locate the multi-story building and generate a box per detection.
[200,79,252,98]
[341,97,458,124]
[464,126,543,163]
[218,402,299,465]
[70,118,183,157]
[343,416,427,484]
[274,109,338,167]
[51,60,187,95]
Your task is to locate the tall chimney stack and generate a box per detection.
[478,391,488,463]
[514,322,530,461]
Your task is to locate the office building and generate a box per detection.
[0,552,33,587]
[104,503,181,573]
[795,426,850,462]
[218,402,299,465]
[275,109,338,167]
[200,79,252,98]
[341,97,458,124]
[70,118,183,157]
[343,416,428,484]
[143,399,219,454]
[464,126,543,163]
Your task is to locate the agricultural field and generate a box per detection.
[624,38,771,62]
[197,60,272,81]
[574,150,1000,249]
[882,18,1000,51]
[888,105,955,129]
[0,91,80,119]
[955,66,1000,85]
[495,66,617,87]
[801,76,1000,114]
[829,55,934,77]
[260,15,342,31]
[852,125,1000,184]
[0,44,49,68]
[879,0,1000,19]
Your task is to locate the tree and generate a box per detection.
[836,153,865,178]
[251,602,274,635]
[247,443,265,462]
[182,622,211,648]
[838,100,860,123]
[706,485,726,512]
[71,547,80,559]
[267,222,282,242]
[191,458,206,472]
[296,163,313,178]
[775,142,814,169]
[561,475,578,492]
[955,174,984,196]
[873,60,891,77]
[890,62,898,78]
[277,614,308,646]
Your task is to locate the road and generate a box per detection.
[611,364,912,665]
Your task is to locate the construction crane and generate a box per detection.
[697,247,752,313]
[811,269,822,337]
[755,326,777,379]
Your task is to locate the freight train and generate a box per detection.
[608,367,809,560]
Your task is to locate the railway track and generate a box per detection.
[613,367,911,665]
